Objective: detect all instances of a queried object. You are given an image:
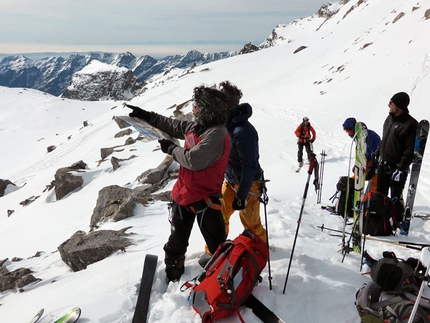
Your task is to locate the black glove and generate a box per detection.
[124,104,151,121]
[310,139,314,143]
[232,196,246,210]
[158,139,177,155]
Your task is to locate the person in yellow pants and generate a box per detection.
[200,81,266,265]
[221,180,266,242]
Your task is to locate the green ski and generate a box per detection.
[54,307,81,323]
[351,122,368,253]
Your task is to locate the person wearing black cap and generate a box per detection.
[294,117,316,167]
[375,92,418,229]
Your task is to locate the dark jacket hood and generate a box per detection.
[227,103,252,129]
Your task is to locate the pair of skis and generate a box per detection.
[351,122,368,254]
[30,307,81,323]
[340,122,368,259]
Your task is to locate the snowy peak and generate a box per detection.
[65,60,143,101]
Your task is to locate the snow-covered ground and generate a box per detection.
[1,0,430,322]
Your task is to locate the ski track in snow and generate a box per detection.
[410,53,430,95]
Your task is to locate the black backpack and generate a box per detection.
[362,192,394,236]
[355,281,430,323]
[370,252,426,292]
[334,176,355,217]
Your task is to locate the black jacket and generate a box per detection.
[376,112,418,171]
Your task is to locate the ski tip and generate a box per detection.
[54,307,81,323]
[29,308,44,323]
[419,247,430,264]
[145,254,158,261]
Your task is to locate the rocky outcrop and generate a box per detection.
[136,156,174,184]
[90,185,137,229]
[58,229,133,272]
[0,257,41,292]
[54,161,87,200]
[90,155,176,229]
[0,179,15,197]
[259,27,287,49]
[239,43,260,55]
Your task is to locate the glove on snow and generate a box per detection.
[125,104,151,121]
[232,196,246,210]
[158,139,176,155]
[391,169,405,182]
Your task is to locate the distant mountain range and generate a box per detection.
[0,50,238,98]
[0,3,335,101]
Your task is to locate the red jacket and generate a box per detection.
[295,123,316,143]
[149,112,230,206]
[172,127,230,205]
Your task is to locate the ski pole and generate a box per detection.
[360,173,375,271]
[283,153,316,294]
[317,150,327,203]
[341,132,357,259]
[341,215,360,260]
[318,224,429,250]
[408,248,430,323]
[258,176,272,290]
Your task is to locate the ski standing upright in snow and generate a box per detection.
[316,150,327,203]
[341,132,357,258]
[132,254,158,323]
[401,119,429,235]
[351,122,368,253]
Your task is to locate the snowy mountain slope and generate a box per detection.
[1,0,430,322]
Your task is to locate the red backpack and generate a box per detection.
[189,230,268,322]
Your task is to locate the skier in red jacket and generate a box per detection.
[294,117,316,167]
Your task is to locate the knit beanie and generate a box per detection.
[342,117,356,131]
[390,92,410,112]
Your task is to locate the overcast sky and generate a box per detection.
[0,0,329,58]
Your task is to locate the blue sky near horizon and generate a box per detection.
[0,0,329,58]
